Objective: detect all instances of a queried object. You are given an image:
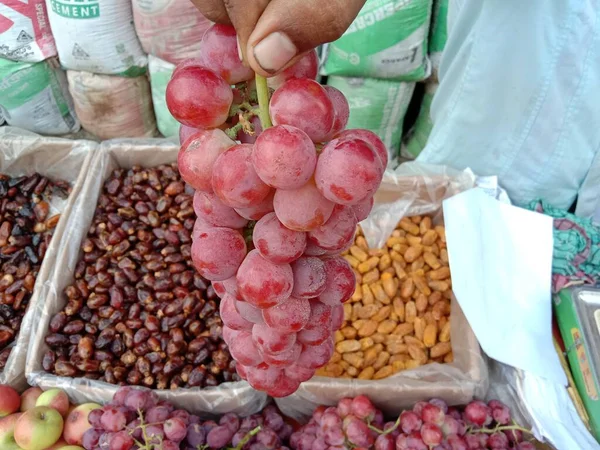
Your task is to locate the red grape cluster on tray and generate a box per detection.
[290,395,536,450]
[166,24,387,397]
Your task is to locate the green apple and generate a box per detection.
[63,403,101,445]
[44,440,85,450]
[0,413,23,450]
[14,406,63,450]
[35,389,70,417]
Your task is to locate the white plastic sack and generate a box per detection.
[148,55,178,138]
[67,70,157,139]
[0,127,95,390]
[132,0,212,65]
[322,0,432,81]
[327,76,415,161]
[46,0,146,75]
[26,138,268,416]
[275,163,488,421]
[0,58,80,135]
[0,0,57,62]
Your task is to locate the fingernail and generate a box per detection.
[253,32,297,73]
[236,36,243,61]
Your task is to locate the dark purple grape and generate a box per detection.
[89,409,104,428]
[186,423,206,447]
[82,428,102,450]
[164,417,187,443]
[264,411,284,431]
[207,424,234,448]
[219,412,240,433]
[146,406,170,423]
[100,407,127,432]
[256,428,280,448]
[126,420,142,441]
[170,409,191,425]
[108,430,134,450]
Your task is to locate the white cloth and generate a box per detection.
[418,0,600,218]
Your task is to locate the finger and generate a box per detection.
[246,0,366,76]
[189,0,231,24]
[222,0,271,62]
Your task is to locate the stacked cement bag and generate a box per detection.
[0,0,56,62]
[148,55,178,138]
[0,58,79,135]
[322,0,433,81]
[46,0,146,75]
[67,70,157,139]
[0,0,79,134]
[132,0,212,65]
[327,76,414,163]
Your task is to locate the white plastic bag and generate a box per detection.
[132,0,212,65]
[148,55,178,137]
[67,70,157,139]
[0,58,80,135]
[46,0,146,75]
[0,127,94,390]
[327,76,415,161]
[0,0,57,62]
[26,138,268,416]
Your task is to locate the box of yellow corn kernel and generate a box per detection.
[274,163,488,421]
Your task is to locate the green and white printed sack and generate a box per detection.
[0,58,79,135]
[46,0,147,76]
[148,55,178,138]
[429,0,448,79]
[327,76,415,162]
[322,0,433,81]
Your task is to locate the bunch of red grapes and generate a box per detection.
[166,24,387,397]
[82,386,293,450]
[290,395,535,450]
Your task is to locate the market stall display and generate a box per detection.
[45,0,146,76]
[26,139,267,417]
[316,216,452,380]
[0,0,56,62]
[0,383,543,450]
[321,0,433,81]
[0,58,79,136]
[0,127,93,391]
[66,70,157,140]
[326,76,415,161]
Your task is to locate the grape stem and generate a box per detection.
[229,425,262,449]
[470,424,532,434]
[255,74,272,130]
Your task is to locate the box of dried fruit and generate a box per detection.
[25,138,268,416]
[0,126,95,390]
[275,162,489,420]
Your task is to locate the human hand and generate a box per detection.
[190,0,366,77]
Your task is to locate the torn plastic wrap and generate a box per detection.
[275,162,488,421]
[26,138,268,416]
[0,126,95,390]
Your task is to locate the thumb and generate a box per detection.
[245,0,366,77]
